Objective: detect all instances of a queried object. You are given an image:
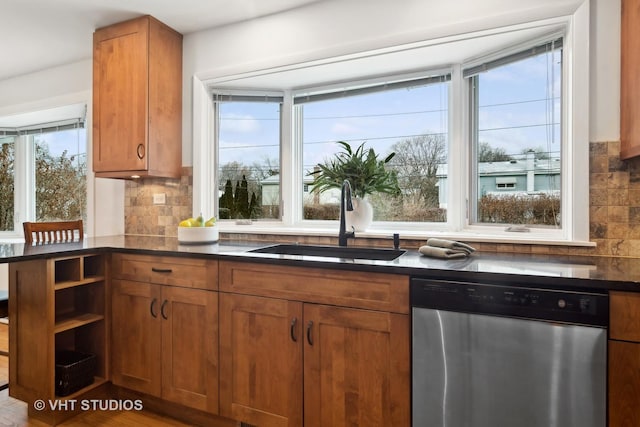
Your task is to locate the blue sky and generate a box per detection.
[35,128,86,159]
[218,49,561,175]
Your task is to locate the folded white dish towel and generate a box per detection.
[426,238,476,255]
[418,245,469,259]
[419,238,476,259]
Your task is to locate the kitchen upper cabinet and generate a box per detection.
[93,15,182,178]
[621,0,640,159]
[218,261,410,427]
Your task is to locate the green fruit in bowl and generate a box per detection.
[196,214,205,227]
[205,217,216,227]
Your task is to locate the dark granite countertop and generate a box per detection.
[1,235,639,293]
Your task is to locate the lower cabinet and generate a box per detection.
[219,293,410,427]
[609,340,640,427]
[609,291,640,427]
[9,253,108,425]
[111,279,218,414]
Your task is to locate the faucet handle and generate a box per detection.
[347,226,355,239]
[393,233,400,249]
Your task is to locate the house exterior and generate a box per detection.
[436,150,561,208]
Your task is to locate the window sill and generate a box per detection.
[217,222,595,247]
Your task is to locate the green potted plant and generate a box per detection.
[307,141,400,231]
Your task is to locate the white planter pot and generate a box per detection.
[345,197,373,232]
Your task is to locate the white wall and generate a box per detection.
[590,0,621,141]
[0,60,124,238]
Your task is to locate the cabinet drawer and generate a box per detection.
[610,291,640,342]
[112,253,217,290]
[219,261,409,314]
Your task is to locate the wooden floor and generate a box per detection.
[0,322,196,426]
[0,389,196,426]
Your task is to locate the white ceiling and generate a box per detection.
[1,0,580,94]
[0,0,324,82]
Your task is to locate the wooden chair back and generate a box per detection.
[23,220,84,244]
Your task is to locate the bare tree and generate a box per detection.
[390,134,446,208]
[251,156,279,180]
[0,141,14,230]
[478,142,512,162]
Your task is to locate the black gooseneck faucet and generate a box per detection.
[338,179,355,246]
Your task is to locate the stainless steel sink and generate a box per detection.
[248,244,406,261]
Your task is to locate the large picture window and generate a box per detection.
[295,75,449,223]
[0,104,87,237]
[198,14,589,243]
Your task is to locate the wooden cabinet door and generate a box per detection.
[161,286,218,414]
[219,293,303,427]
[609,340,640,427]
[93,17,148,173]
[111,279,161,396]
[621,0,640,159]
[303,304,410,427]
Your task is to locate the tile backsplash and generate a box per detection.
[124,167,192,237]
[124,142,640,258]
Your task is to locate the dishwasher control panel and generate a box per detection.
[410,278,608,327]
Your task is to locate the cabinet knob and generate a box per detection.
[290,317,298,342]
[137,143,145,159]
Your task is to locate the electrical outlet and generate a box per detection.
[153,193,166,205]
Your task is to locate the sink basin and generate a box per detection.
[248,244,406,261]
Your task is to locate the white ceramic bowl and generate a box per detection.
[177,226,219,244]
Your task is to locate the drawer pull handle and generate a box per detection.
[151,267,173,273]
[306,321,313,346]
[290,318,298,342]
[150,298,158,318]
[161,300,168,320]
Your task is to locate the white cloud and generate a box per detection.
[220,114,260,133]
[330,121,362,135]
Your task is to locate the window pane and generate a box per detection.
[34,128,87,222]
[0,137,15,231]
[472,47,562,227]
[301,80,449,223]
[217,101,281,220]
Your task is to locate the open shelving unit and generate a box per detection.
[9,252,110,424]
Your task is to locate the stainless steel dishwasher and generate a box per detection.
[411,278,608,427]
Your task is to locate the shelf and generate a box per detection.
[55,377,107,400]
[55,276,105,291]
[54,313,104,334]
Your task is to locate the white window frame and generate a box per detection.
[0,93,91,242]
[192,7,590,246]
